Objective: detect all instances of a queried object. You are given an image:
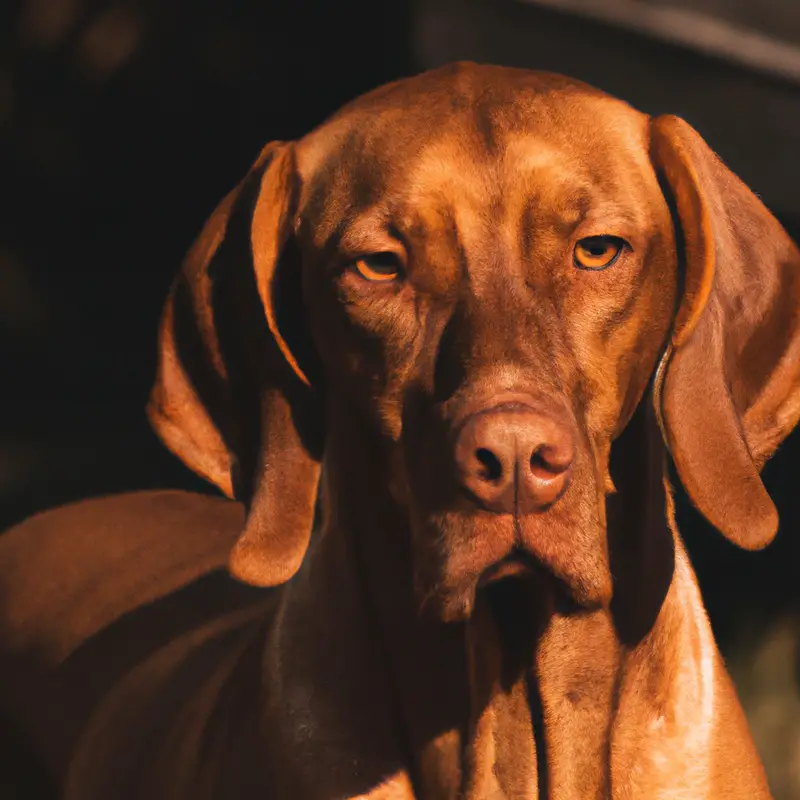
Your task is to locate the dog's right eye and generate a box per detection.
[351,253,403,282]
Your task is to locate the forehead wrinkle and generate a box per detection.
[502,135,569,177]
[502,138,591,217]
[582,155,659,236]
[299,151,390,252]
[379,137,498,294]
[505,157,657,250]
[505,173,592,260]
[498,103,653,210]
[395,198,469,297]
[335,207,396,253]
[400,136,496,206]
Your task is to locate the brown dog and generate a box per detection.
[2,62,799,799]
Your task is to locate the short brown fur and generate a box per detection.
[2,62,799,799]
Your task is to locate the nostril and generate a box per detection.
[530,445,571,480]
[475,448,503,482]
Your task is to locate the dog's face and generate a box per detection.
[149,63,800,623]
[294,69,676,618]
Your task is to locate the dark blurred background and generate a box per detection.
[1,0,798,794]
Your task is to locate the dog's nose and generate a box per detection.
[454,408,574,514]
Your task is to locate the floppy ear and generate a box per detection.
[147,142,324,586]
[650,115,800,549]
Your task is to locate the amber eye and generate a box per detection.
[352,253,403,282]
[573,236,625,270]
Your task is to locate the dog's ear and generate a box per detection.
[650,115,800,550]
[148,142,324,586]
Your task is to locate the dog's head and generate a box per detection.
[148,63,800,622]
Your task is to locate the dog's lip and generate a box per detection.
[478,549,537,587]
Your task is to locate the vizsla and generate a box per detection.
[2,62,799,799]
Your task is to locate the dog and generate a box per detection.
[2,62,798,798]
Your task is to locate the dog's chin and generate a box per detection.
[424,548,610,624]
[478,550,537,588]
[412,495,611,622]
[423,557,551,626]
[419,553,541,623]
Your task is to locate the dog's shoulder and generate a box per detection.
[0,490,274,784]
[0,490,251,664]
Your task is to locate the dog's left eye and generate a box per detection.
[352,253,403,282]
[573,236,626,270]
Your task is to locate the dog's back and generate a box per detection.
[0,491,269,795]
